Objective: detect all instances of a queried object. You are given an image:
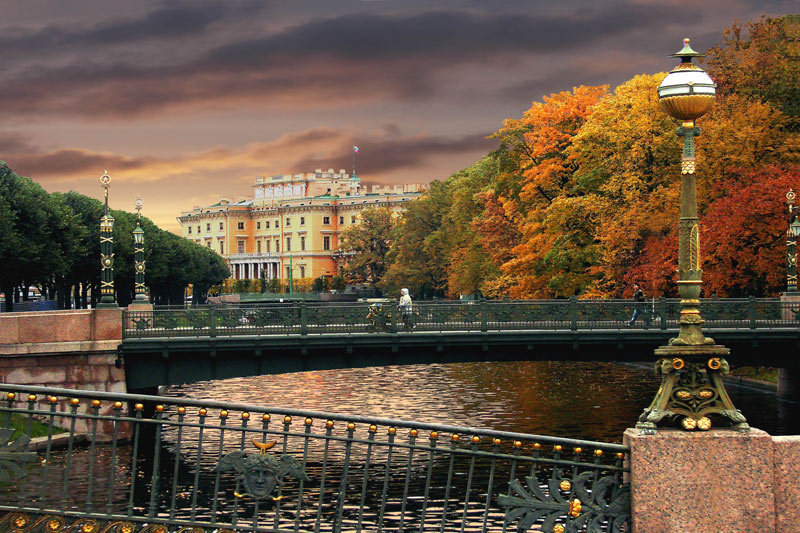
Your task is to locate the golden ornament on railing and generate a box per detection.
[568,498,582,518]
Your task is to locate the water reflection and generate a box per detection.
[165,361,798,439]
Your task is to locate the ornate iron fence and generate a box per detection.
[123,298,797,339]
[0,384,630,532]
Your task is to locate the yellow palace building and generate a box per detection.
[178,169,421,282]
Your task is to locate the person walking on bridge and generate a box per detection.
[627,283,649,327]
[398,288,414,330]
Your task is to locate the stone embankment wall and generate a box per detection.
[0,308,125,435]
[625,428,800,533]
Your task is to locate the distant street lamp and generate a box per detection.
[133,195,147,301]
[97,171,117,308]
[636,39,748,433]
[786,190,800,292]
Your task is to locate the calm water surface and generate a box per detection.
[166,360,800,440]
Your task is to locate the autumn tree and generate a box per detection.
[490,85,608,298]
[339,207,395,289]
[702,164,800,297]
[381,183,451,298]
[706,15,799,134]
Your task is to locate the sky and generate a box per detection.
[0,0,795,232]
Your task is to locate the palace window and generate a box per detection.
[257,240,262,253]
[285,217,291,227]
[351,216,356,224]
[219,241,224,254]
[206,241,211,248]
[265,221,270,229]
[206,223,211,231]
[257,221,261,230]
[238,241,245,254]
[323,236,331,251]
[300,236,306,251]
[219,222,224,230]
[323,216,330,225]
[197,225,201,233]
[188,226,192,234]
[286,237,291,251]
[275,239,280,252]
[286,266,291,279]
[339,216,344,224]
[238,222,245,230]
[300,216,305,225]
[299,265,305,278]
[266,240,270,252]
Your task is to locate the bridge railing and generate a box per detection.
[122,298,799,338]
[0,383,630,532]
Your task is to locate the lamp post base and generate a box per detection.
[636,344,749,434]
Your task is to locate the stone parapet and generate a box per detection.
[0,308,122,345]
[624,428,799,532]
[779,291,800,320]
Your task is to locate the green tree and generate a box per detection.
[382,182,451,298]
[339,207,395,289]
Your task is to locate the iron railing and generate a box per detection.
[0,384,630,532]
[122,297,799,339]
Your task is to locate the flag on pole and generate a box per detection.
[353,146,359,153]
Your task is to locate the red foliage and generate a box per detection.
[702,163,800,297]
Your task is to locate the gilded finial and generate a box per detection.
[252,439,277,454]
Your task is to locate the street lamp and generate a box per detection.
[636,39,748,433]
[97,171,117,308]
[786,190,800,292]
[133,195,147,301]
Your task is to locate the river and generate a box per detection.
[165,360,800,441]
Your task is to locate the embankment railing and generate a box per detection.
[0,383,630,532]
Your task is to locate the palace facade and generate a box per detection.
[178,169,422,282]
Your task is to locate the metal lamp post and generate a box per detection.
[636,39,748,433]
[786,190,800,292]
[133,195,147,301]
[97,171,117,308]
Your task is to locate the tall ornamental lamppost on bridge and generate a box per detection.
[133,195,147,301]
[97,171,117,308]
[636,39,748,433]
[785,190,800,292]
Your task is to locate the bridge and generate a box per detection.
[119,298,800,391]
[1,298,799,532]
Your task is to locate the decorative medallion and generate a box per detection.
[215,439,309,499]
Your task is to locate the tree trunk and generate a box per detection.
[90,281,98,308]
[55,278,64,309]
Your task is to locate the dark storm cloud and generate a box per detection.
[294,132,497,176]
[0,1,267,59]
[206,4,692,64]
[0,3,694,118]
